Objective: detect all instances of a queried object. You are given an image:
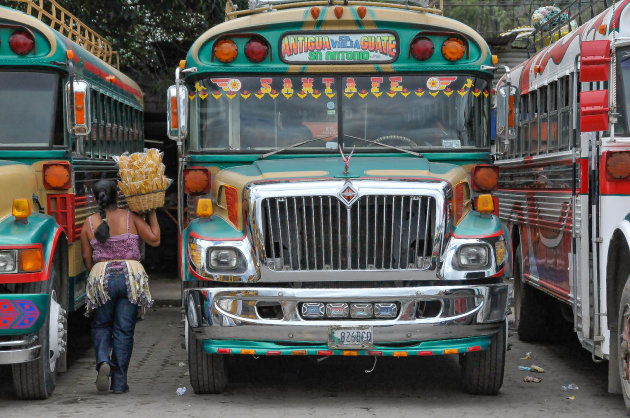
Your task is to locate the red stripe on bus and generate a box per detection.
[524,274,570,301]
[83,61,142,100]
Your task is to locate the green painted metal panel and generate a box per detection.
[0,294,48,336]
[201,336,492,356]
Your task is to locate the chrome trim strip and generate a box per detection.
[185,283,509,343]
[0,346,41,365]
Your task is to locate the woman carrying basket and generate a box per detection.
[80,179,160,394]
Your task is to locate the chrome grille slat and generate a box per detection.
[260,194,436,272]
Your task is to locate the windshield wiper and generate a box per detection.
[344,135,424,158]
[258,135,329,160]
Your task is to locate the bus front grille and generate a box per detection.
[259,195,436,271]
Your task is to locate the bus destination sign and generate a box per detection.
[280,32,398,64]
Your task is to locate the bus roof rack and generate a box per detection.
[226,0,443,20]
[7,0,120,69]
[528,0,611,52]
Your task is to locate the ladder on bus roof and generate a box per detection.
[528,0,613,53]
[225,0,443,20]
[7,0,120,69]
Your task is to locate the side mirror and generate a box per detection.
[496,84,518,141]
[580,90,609,132]
[167,84,189,141]
[66,80,91,136]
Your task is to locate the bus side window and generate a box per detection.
[540,86,548,153]
[559,76,570,151]
[515,94,529,157]
[549,81,558,152]
[530,91,538,155]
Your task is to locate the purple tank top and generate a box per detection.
[89,210,141,263]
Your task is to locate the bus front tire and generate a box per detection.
[616,278,630,413]
[187,324,228,394]
[11,267,63,400]
[460,320,506,395]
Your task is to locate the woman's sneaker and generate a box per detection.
[96,362,111,392]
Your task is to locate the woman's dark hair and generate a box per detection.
[93,180,118,243]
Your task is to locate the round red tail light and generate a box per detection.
[410,37,434,61]
[244,38,268,63]
[9,29,35,56]
[606,151,630,179]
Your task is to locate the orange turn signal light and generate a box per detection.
[12,198,31,220]
[214,39,238,63]
[66,50,74,60]
[179,59,186,69]
[605,151,630,179]
[476,194,495,214]
[184,168,211,195]
[442,37,465,62]
[19,248,42,272]
[492,54,498,65]
[197,199,214,218]
[43,162,72,190]
[471,165,499,192]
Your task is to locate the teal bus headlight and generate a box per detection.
[455,245,489,269]
[0,250,18,273]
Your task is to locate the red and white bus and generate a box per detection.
[494,0,630,407]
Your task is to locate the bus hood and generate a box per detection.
[0,161,38,222]
[213,156,467,188]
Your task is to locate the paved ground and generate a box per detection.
[0,279,626,417]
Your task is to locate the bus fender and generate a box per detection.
[606,219,630,331]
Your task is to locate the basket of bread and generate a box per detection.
[114,149,170,213]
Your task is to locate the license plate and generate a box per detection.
[328,326,373,349]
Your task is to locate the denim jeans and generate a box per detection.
[91,268,138,392]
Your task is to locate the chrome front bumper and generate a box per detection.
[185,282,509,343]
[0,336,40,364]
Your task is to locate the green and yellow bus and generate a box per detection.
[0,0,143,399]
[174,0,511,395]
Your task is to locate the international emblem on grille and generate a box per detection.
[338,182,359,206]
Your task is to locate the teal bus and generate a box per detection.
[172,0,511,395]
[0,0,143,399]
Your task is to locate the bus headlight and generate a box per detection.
[456,245,489,269]
[0,250,17,273]
[209,248,239,270]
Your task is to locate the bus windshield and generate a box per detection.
[189,75,490,152]
[0,71,60,147]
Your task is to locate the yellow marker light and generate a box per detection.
[241,349,256,355]
[393,351,408,357]
[343,350,358,356]
[12,199,31,220]
[19,248,42,272]
[477,194,495,214]
[444,348,459,355]
[197,199,214,218]
[179,60,186,69]
[188,241,202,269]
[495,240,507,265]
[492,54,499,65]
[292,350,307,356]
